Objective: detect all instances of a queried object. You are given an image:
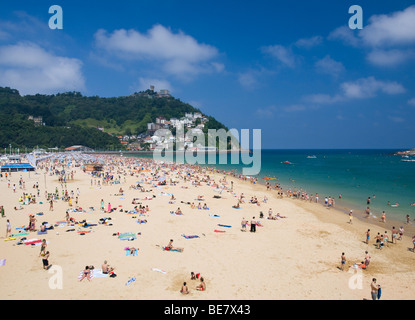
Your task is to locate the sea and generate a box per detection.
[135,149,415,223]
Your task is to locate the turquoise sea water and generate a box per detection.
[146,149,415,222]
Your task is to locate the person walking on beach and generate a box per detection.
[391,227,398,244]
[381,211,386,223]
[398,226,404,241]
[250,217,256,233]
[241,217,247,232]
[39,239,47,257]
[349,210,353,224]
[6,219,11,238]
[340,252,346,271]
[364,251,371,269]
[365,229,370,244]
[370,278,379,300]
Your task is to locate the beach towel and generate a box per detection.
[209,214,220,218]
[92,269,108,278]
[37,231,47,235]
[217,224,232,228]
[4,237,16,241]
[125,277,136,285]
[0,259,5,266]
[162,246,183,252]
[182,234,199,239]
[119,236,136,241]
[136,220,147,224]
[152,268,167,274]
[77,230,92,234]
[214,229,226,233]
[23,239,43,245]
[126,249,139,256]
[118,233,136,238]
[12,232,30,237]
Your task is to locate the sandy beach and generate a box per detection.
[1,153,414,300]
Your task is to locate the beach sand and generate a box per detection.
[0,154,414,300]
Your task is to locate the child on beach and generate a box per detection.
[180,282,189,294]
[42,251,50,270]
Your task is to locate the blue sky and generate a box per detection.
[0,0,414,149]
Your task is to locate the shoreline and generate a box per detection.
[1,153,414,300]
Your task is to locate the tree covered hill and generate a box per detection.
[0,87,228,150]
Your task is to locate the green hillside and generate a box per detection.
[0,87,228,150]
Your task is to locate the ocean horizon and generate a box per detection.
[136,148,415,223]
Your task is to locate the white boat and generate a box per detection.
[307,155,317,159]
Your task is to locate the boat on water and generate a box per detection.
[282,161,292,164]
[307,155,317,159]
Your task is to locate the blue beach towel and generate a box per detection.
[182,234,199,239]
[125,277,136,285]
[126,249,139,256]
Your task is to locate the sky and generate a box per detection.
[0,0,414,149]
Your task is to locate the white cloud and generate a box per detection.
[340,77,405,99]
[328,26,360,47]
[360,5,415,47]
[238,72,258,88]
[366,49,415,66]
[408,98,415,106]
[283,104,306,112]
[388,116,405,123]
[303,93,343,105]
[295,36,323,49]
[94,24,221,78]
[0,29,9,41]
[328,6,415,67]
[0,42,85,95]
[315,55,345,77]
[304,76,405,105]
[261,45,297,68]
[256,104,307,118]
[256,105,277,118]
